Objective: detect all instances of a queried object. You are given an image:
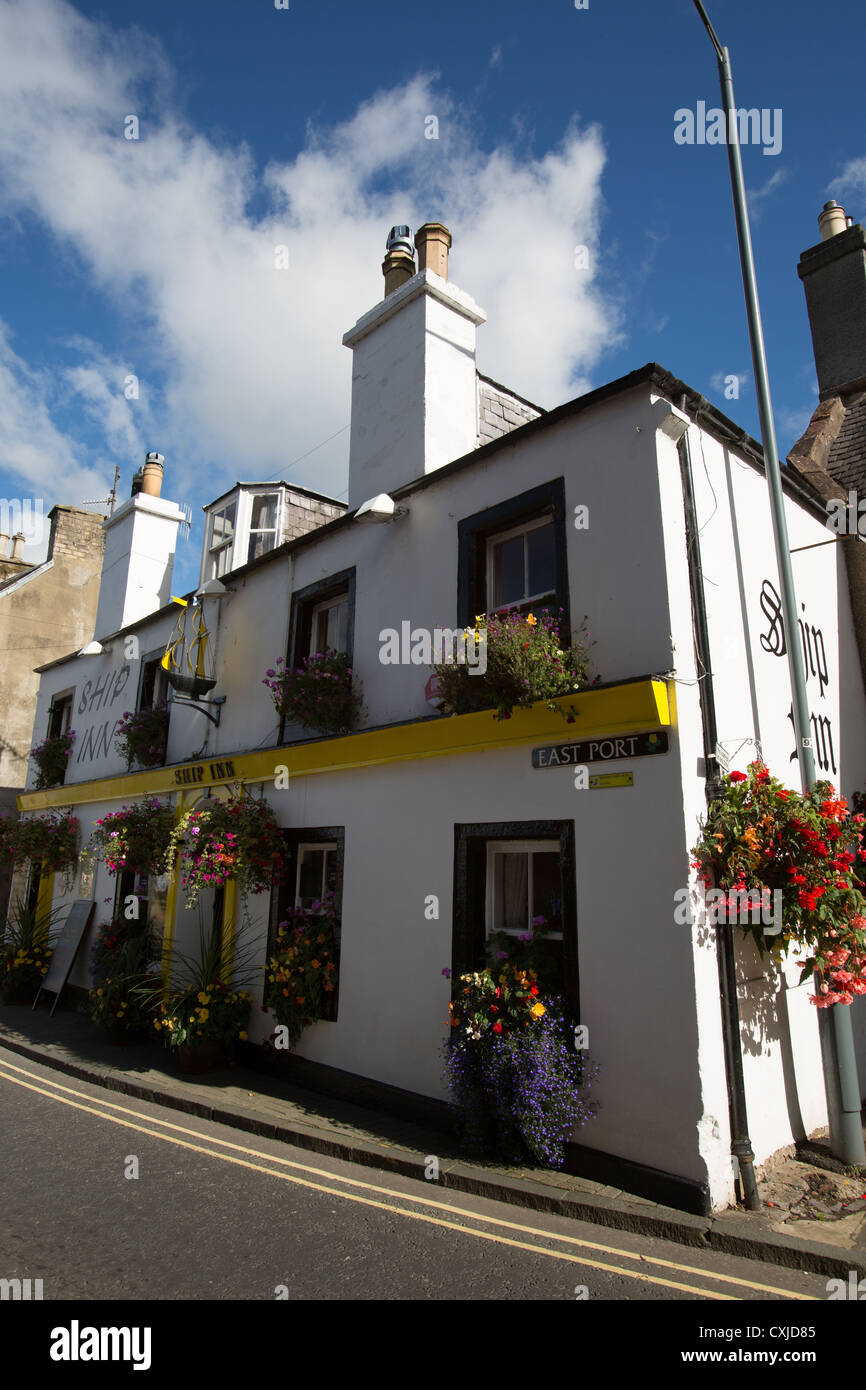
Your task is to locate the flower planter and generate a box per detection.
[1,984,37,1007]
[175,1039,227,1073]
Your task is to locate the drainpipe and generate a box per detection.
[678,419,762,1211]
[691,0,864,1169]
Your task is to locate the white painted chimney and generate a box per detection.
[343,224,486,508]
[93,454,185,638]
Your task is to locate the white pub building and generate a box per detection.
[16,215,866,1215]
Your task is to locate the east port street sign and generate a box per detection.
[532,730,668,769]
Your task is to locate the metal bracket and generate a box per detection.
[170,694,226,729]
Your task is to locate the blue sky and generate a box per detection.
[0,0,863,595]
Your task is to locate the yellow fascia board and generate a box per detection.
[18,679,671,812]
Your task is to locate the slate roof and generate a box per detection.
[827,391,866,496]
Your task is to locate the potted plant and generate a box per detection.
[433,608,597,722]
[263,891,339,1050]
[0,810,80,884]
[149,923,254,1072]
[691,761,866,1006]
[164,786,284,910]
[263,651,362,735]
[442,964,598,1168]
[29,729,75,789]
[89,799,175,877]
[114,703,169,769]
[88,920,161,1044]
[0,897,64,1005]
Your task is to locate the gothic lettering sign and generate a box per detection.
[173,758,237,787]
[757,578,837,775]
[532,731,668,769]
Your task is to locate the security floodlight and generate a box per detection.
[78,641,105,656]
[353,493,408,524]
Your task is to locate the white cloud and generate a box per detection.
[746,167,788,220]
[0,0,617,514]
[830,158,866,200]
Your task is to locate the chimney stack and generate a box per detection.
[382,226,416,296]
[414,223,452,279]
[94,454,185,638]
[9,533,25,562]
[798,201,866,399]
[344,223,485,507]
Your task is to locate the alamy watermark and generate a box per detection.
[826,491,866,537]
[379,622,487,674]
[0,497,44,546]
[674,102,782,156]
[674,886,783,934]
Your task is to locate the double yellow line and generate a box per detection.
[0,1055,816,1301]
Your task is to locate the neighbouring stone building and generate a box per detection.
[0,506,106,913]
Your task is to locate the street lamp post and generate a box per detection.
[691,0,865,1167]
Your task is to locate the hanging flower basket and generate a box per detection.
[89,800,175,877]
[0,810,79,876]
[163,786,284,909]
[691,761,866,1006]
[29,730,75,789]
[263,651,362,735]
[433,608,597,721]
[114,704,169,769]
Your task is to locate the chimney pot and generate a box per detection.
[415,222,452,279]
[9,532,25,562]
[382,247,416,296]
[819,200,848,241]
[140,452,164,498]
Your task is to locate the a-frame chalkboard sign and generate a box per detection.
[33,900,95,1016]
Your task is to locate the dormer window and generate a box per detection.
[200,483,346,588]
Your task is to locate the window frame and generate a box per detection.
[485,840,566,942]
[284,569,356,740]
[486,514,557,613]
[456,478,570,634]
[452,820,579,1014]
[246,491,281,566]
[47,689,74,741]
[136,649,169,713]
[207,500,238,579]
[267,827,345,1023]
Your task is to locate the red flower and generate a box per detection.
[492,1021,503,1034]
[729,771,747,783]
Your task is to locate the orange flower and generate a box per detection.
[526,613,537,626]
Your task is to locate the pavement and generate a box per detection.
[2,998,865,1283]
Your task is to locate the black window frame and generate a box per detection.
[456,478,570,635]
[136,648,169,713]
[266,826,345,1023]
[283,568,356,741]
[452,820,579,1015]
[47,689,74,741]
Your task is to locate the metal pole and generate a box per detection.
[691,1,865,1166]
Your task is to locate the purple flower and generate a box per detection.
[497,951,509,960]
[518,933,533,943]
[441,967,452,977]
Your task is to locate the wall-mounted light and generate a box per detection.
[353,493,409,524]
[78,640,105,656]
